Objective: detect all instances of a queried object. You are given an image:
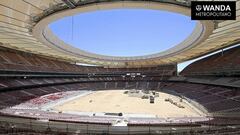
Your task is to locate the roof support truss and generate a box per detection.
[61,0,76,8]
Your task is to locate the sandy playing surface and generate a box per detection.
[53,90,202,118]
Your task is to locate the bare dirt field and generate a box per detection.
[53,90,203,118]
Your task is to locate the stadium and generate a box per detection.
[0,0,239,134]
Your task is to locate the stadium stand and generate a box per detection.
[0,47,176,76]
[0,80,239,116]
[0,65,239,134]
[161,82,240,115]
[0,38,239,135]
[0,0,240,133]
[181,46,240,76]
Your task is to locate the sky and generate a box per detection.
[49,9,197,71]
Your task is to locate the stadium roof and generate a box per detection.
[0,0,239,67]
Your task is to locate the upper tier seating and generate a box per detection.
[0,47,176,76]
[180,46,240,76]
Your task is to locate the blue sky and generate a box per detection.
[49,9,197,71]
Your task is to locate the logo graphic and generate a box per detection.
[196,5,202,11]
[191,1,236,20]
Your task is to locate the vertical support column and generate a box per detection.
[29,119,32,130]
[147,82,149,90]
[86,122,89,135]
[66,123,68,133]
[104,82,107,89]
[108,121,110,134]
[136,82,139,89]
[148,122,151,135]
[157,82,161,89]
[115,82,118,89]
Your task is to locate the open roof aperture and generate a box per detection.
[49,9,196,57]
